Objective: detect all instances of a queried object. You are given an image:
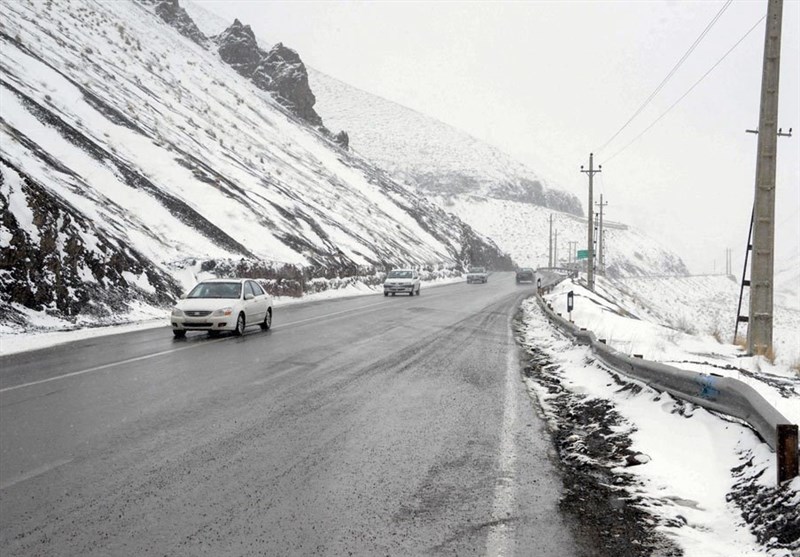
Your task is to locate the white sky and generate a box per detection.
[196,0,799,275]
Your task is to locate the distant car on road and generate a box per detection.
[516,268,535,283]
[466,266,488,284]
[384,269,420,296]
[171,278,273,338]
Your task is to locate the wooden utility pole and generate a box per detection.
[748,0,784,355]
[581,154,601,291]
[596,195,608,276]
[548,214,553,268]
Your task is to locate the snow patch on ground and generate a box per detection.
[518,273,799,555]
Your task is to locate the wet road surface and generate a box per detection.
[1,273,580,556]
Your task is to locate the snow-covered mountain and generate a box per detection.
[0,0,511,331]
[439,196,688,276]
[180,1,690,279]
[306,73,691,278]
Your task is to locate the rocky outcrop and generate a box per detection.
[153,0,208,46]
[137,0,207,46]
[217,18,262,77]
[334,130,350,150]
[257,43,321,126]
[488,177,582,216]
[217,21,323,127]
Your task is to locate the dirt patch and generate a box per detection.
[516,323,683,557]
[728,457,800,554]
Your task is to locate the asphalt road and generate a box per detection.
[0,273,581,556]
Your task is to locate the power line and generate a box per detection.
[596,0,733,154]
[604,13,767,164]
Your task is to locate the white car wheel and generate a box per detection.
[234,313,245,336]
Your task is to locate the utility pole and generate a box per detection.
[748,0,784,356]
[567,241,577,267]
[554,229,559,267]
[726,248,732,276]
[548,214,553,268]
[581,153,601,291]
[595,195,608,276]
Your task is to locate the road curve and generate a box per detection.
[0,273,581,556]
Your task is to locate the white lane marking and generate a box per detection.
[0,457,74,491]
[0,295,445,395]
[485,321,519,557]
[0,338,229,394]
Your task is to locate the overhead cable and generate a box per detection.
[596,0,733,154]
[604,14,767,164]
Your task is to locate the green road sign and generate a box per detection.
[577,249,589,260]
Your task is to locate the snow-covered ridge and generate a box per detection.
[181,0,696,282]
[0,0,510,331]
[182,0,582,216]
[442,196,689,277]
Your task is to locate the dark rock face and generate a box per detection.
[138,0,208,46]
[217,19,262,77]
[1,159,180,323]
[154,0,208,46]
[257,43,321,126]
[217,24,323,127]
[415,172,584,216]
[334,130,350,150]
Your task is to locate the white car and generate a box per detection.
[383,269,421,296]
[466,266,488,284]
[170,278,273,338]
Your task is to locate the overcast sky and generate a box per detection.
[196,0,799,275]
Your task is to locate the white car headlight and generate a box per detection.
[212,307,234,317]
[171,308,184,317]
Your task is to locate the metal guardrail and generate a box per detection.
[533,281,798,484]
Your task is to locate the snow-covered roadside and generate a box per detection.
[0,274,464,356]
[541,276,799,426]
[517,276,800,556]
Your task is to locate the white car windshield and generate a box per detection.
[388,271,412,279]
[187,282,242,299]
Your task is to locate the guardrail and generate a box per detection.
[533,282,798,484]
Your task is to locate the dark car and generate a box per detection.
[515,268,535,283]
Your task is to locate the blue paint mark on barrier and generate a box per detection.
[698,376,720,400]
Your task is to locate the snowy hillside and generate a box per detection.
[183,0,581,215]
[180,0,696,282]
[614,275,800,365]
[441,196,689,277]
[309,70,583,215]
[0,0,510,331]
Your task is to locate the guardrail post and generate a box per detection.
[777,424,799,483]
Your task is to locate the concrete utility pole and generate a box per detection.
[581,154,601,291]
[748,0,784,355]
[595,195,608,276]
[548,214,553,268]
[554,229,559,267]
[726,248,732,276]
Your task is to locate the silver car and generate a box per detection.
[170,278,273,338]
[383,269,421,296]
